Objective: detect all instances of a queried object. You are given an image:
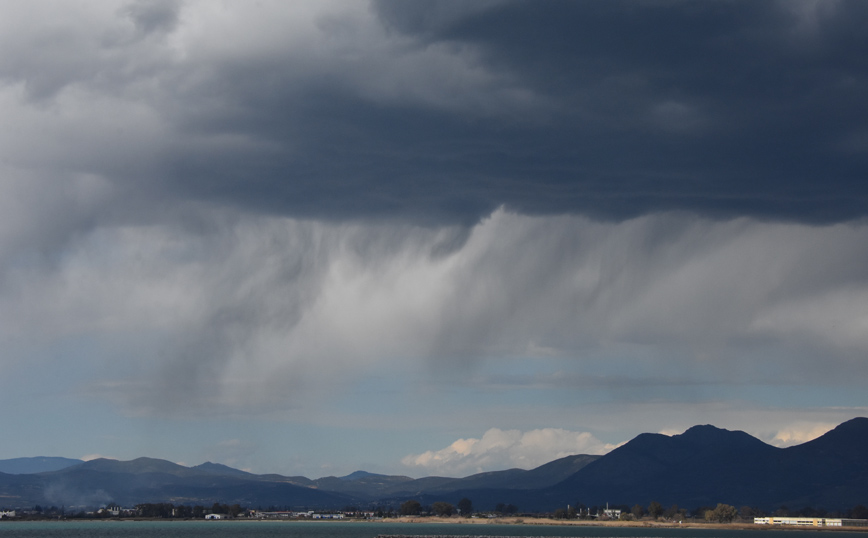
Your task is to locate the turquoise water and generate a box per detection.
[0,521,863,538]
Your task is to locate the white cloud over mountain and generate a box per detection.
[770,423,836,447]
[402,428,616,476]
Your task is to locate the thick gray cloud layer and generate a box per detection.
[2,0,867,232]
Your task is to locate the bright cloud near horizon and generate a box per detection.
[1,0,867,478]
[402,428,619,476]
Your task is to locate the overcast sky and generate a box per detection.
[1,0,867,478]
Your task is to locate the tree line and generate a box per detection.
[134,502,245,518]
[6,500,867,521]
[398,498,474,517]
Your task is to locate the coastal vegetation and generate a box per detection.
[4,500,867,526]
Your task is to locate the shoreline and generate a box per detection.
[5,516,868,532]
[380,516,868,532]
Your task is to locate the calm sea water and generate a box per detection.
[0,521,862,538]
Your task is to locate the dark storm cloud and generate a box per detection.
[368,0,868,222]
[4,1,867,225]
[183,1,868,222]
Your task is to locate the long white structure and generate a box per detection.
[755,517,845,527]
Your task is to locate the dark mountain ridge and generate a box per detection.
[536,418,868,512]
[0,457,82,475]
[0,418,865,512]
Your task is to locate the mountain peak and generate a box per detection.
[339,470,394,481]
[677,423,773,450]
[79,456,190,475]
[679,424,740,439]
[786,416,868,460]
[678,424,729,441]
[192,462,253,476]
[340,470,371,481]
[830,416,868,434]
[681,423,722,433]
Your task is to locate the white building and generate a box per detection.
[755,517,841,526]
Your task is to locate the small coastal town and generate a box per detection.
[3,503,868,529]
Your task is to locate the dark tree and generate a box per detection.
[851,505,868,519]
[632,504,644,520]
[136,503,174,518]
[399,500,421,516]
[648,501,664,520]
[432,502,454,517]
[457,498,473,516]
[228,504,243,517]
[710,503,738,523]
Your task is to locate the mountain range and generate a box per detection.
[1,418,866,512]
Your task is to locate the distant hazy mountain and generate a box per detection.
[0,418,865,512]
[311,471,415,497]
[339,470,386,481]
[375,454,601,510]
[74,457,194,476]
[191,462,255,477]
[0,456,355,508]
[0,457,82,474]
[0,453,598,509]
[385,454,601,497]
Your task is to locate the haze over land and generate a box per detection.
[1,1,867,478]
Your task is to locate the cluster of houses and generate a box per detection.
[0,507,378,521]
[570,505,621,519]
[98,506,127,517]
